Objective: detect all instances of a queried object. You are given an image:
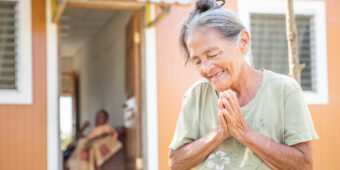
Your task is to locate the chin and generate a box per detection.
[211,71,232,91]
[212,81,230,93]
[212,76,231,92]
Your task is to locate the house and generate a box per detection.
[0,0,339,169]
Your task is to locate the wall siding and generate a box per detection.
[0,0,47,169]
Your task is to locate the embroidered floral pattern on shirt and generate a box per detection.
[206,150,231,170]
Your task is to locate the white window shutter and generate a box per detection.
[250,14,315,91]
[0,1,17,90]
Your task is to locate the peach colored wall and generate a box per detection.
[155,3,200,170]
[156,0,340,169]
[0,0,47,169]
[309,0,340,169]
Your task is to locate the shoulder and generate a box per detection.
[184,78,213,97]
[265,70,302,95]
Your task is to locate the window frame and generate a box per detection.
[0,0,32,104]
[238,0,328,105]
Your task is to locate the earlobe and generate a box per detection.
[241,41,249,54]
[238,40,247,55]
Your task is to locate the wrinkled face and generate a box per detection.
[95,112,107,126]
[186,28,246,92]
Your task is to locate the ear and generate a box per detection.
[237,30,250,55]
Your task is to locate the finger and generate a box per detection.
[222,97,233,114]
[222,108,231,122]
[219,111,230,135]
[218,92,224,99]
[221,109,232,134]
[218,99,224,110]
[225,90,238,113]
[230,91,242,113]
[221,91,234,109]
[222,109,228,122]
[218,111,227,128]
[218,111,223,125]
[220,91,228,100]
[222,108,237,125]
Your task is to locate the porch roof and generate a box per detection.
[137,0,191,5]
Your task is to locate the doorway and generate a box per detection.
[58,6,145,170]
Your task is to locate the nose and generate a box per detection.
[201,60,214,75]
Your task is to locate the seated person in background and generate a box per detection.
[67,110,122,170]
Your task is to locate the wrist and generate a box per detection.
[215,126,228,141]
[236,125,252,143]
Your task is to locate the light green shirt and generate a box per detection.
[169,69,319,170]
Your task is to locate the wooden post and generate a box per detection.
[286,0,305,83]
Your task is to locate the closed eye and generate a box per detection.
[208,51,222,58]
[194,60,201,65]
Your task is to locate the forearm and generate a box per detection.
[90,132,110,142]
[77,127,88,138]
[239,127,312,170]
[169,127,228,170]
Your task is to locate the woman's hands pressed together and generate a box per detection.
[218,90,249,140]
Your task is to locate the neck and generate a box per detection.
[230,62,262,105]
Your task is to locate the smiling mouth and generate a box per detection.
[211,71,224,81]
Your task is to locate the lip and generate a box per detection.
[211,71,224,81]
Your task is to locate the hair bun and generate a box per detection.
[195,0,225,13]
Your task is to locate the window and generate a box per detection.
[0,1,17,90]
[238,0,328,104]
[251,14,315,91]
[0,0,32,104]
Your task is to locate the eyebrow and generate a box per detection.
[189,47,219,60]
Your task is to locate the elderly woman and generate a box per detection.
[168,0,318,169]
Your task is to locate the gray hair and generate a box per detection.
[180,0,246,64]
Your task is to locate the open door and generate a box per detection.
[124,11,143,170]
[60,73,79,150]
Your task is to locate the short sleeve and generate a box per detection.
[284,85,319,146]
[169,85,201,150]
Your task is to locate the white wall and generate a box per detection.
[61,57,74,73]
[73,11,133,131]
